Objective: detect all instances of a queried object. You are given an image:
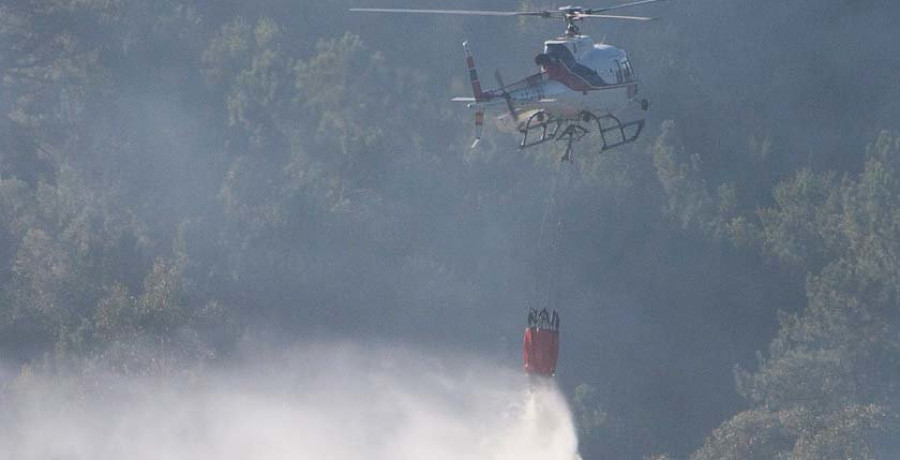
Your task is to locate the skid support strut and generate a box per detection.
[557,124,589,162]
[520,111,562,149]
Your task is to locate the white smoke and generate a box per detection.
[0,344,581,460]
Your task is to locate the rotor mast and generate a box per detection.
[560,7,586,36]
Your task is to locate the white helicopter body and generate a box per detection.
[472,36,638,134]
[351,2,663,160]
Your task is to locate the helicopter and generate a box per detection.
[351,1,666,161]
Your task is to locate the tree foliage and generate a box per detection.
[695,133,900,459]
[1,1,899,458]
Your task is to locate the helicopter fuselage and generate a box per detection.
[471,35,640,133]
[351,2,660,156]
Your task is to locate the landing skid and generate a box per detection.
[590,112,645,153]
[518,111,645,162]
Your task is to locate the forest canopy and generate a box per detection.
[2,0,900,458]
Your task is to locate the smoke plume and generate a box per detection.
[0,344,580,460]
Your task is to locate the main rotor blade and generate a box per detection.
[576,13,656,21]
[493,70,518,121]
[586,0,667,14]
[350,8,550,17]
[494,70,506,90]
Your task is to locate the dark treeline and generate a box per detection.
[2,0,900,458]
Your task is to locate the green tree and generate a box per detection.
[696,133,900,459]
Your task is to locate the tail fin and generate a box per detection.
[472,110,484,149]
[464,41,486,148]
[463,41,485,102]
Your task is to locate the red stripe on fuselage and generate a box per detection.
[545,61,636,94]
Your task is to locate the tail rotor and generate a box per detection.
[464,41,486,148]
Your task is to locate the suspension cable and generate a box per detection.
[535,164,566,309]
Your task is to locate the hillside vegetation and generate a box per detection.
[2,1,899,458]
